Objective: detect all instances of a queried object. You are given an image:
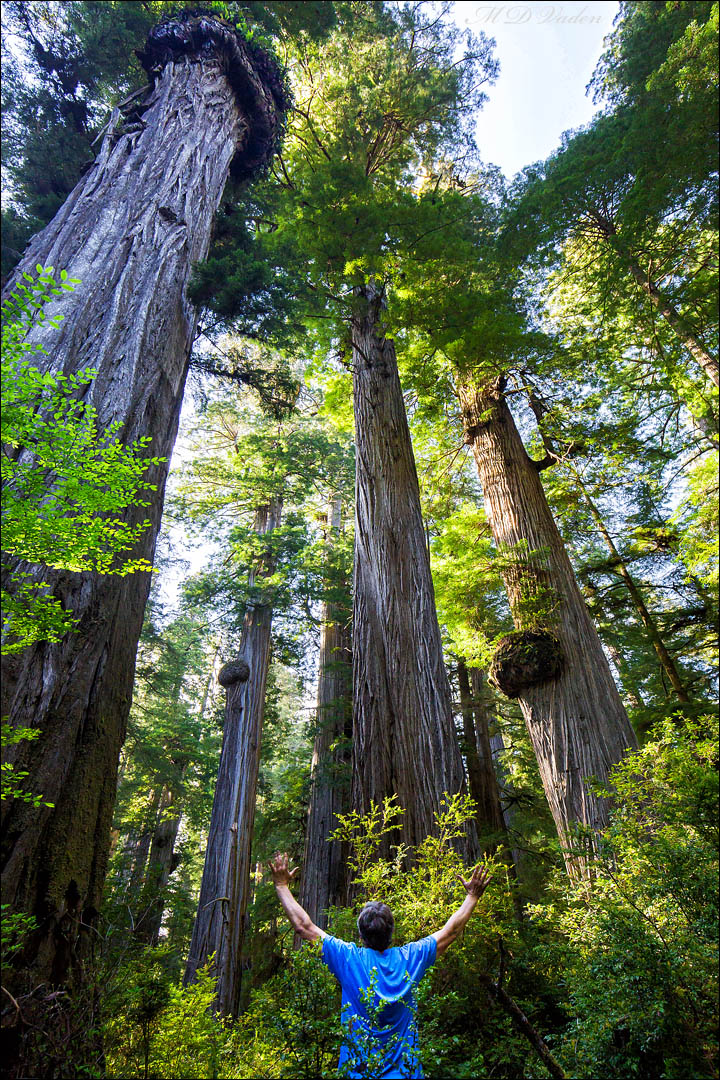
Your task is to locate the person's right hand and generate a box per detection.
[458,863,492,899]
[267,851,298,888]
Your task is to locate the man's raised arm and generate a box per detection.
[268,851,326,942]
[432,864,491,957]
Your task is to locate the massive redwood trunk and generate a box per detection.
[0,12,285,1003]
[185,499,281,1017]
[459,377,637,877]
[351,283,471,855]
[300,497,352,925]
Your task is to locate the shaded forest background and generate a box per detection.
[1,2,718,1078]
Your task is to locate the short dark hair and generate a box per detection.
[357,901,394,951]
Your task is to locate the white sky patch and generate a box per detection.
[453,0,620,177]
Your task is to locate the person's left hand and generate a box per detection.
[268,851,298,887]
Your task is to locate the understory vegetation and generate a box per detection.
[1,1,718,1077]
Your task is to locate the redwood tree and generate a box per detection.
[260,3,496,854]
[1,10,287,996]
[300,497,352,924]
[351,282,470,851]
[460,377,638,876]
[184,498,281,1017]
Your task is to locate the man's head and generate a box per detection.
[357,901,394,951]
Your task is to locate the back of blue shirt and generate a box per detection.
[321,934,437,1079]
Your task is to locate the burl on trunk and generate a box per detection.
[460,377,637,877]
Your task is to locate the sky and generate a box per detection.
[452,0,620,177]
[164,0,624,608]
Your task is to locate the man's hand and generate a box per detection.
[458,863,492,900]
[267,852,325,942]
[268,851,299,889]
[433,862,492,956]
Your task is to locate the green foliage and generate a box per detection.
[671,451,720,590]
[235,944,343,1078]
[0,905,38,968]
[101,724,719,1078]
[1,269,162,653]
[103,954,236,1079]
[532,715,719,1079]
[1,721,54,808]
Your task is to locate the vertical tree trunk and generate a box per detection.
[300,497,353,926]
[134,657,216,944]
[459,377,637,877]
[604,642,644,712]
[624,256,719,387]
[0,13,285,1002]
[135,785,183,947]
[458,662,522,915]
[456,658,506,841]
[351,283,472,855]
[575,478,692,702]
[127,788,164,897]
[185,499,281,1018]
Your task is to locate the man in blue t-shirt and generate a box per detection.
[268,852,491,1079]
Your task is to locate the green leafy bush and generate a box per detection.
[1,267,163,653]
[102,725,718,1079]
[531,715,719,1079]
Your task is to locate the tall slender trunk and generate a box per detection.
[0,12,285,1000]
[625,256,719,387]
[135,785,183,947]
[576,478,692,702]
[603,641,645,713]
[185,499,281,1017]
[459,663,523,916]
[300,497,352,926]
[459,377,637,877]
[488,729,526,875]
[127,787,164,897]
[456,659,506,841]
[135,656,218,945]
[351,283,471,856]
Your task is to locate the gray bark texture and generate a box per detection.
[135,784,183,947]
[456,659,507,843]
[300,497,352,925]
[488,728,526,877]
[0,12,285,998]
[350,284,472,856]
[460,377,638,877]
[185,499,281,1017]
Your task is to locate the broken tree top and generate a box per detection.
[135,8,290,181]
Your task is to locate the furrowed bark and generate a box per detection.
[300,497,353,926]
[460,377,637,878]
[456,658,507,841]
[185,499,281,1018]
[351,283,472,856]
[0,12,285,1008]
[135,784,183,947]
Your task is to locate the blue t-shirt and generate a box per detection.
[321,934,437,1079]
